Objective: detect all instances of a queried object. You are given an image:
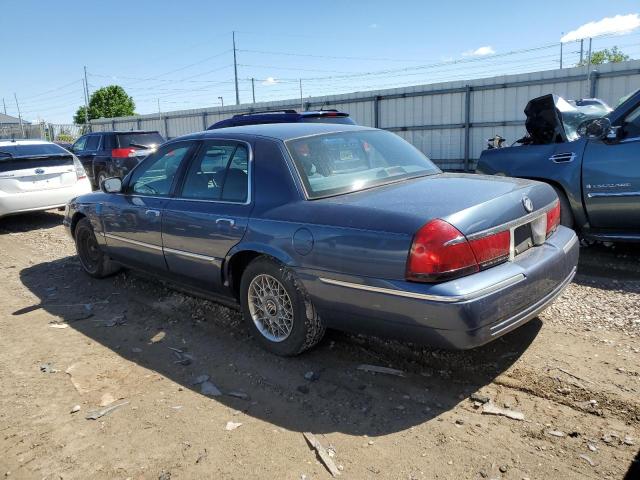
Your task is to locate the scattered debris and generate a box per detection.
[131,347,142,353]
[85,401,129,420]
[48,323,68,329]
[579,454,595,467]
[602,433,618,444]
[588,444,598,452]
[158,471,171,480]
[195,449,207,464]
[304,371,320,381]
[225,421,243,431]
[480,402,524,421]
[70,405,81,414]
[499,465,508,473]
[357,364,405,377]
[227,391,250,400]
[200,381,222,397]
[470,392,490,404]
[303,432,341,477]
[150,331,166,343]
[297,385,310,394]
[557,387,572,395]
[623,436,635,446]
[39,363,58,373]
[546,430,566,438]
[99,393,116,407]
[191,374,210,385]
[103,314,127,327]
[170,348,193,366]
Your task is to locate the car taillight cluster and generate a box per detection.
[73,157,87,180]
[546,199,560,238]
[111,148,137,158]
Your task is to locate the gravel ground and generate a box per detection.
[0,211,638,480]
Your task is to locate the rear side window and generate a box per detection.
[73,136,87,151]
[117,132,164,149]
[180,142,249,202]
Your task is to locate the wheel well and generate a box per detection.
[70,212,86,237]
[227,250,264,300]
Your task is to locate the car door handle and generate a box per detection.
[216,218,235,227]
[145,209,160,217]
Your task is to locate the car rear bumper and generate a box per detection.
[297,225,579,349]
[0,179,92,218]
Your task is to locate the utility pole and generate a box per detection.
[579,39,584,64]
[13,93,25,138]
[83,66,90,128]
[299,79,303,111]
[559,42,563,69]
[251,78,256,104]
[232,31,240,105]
[218,96,224,107]
[157,99,165,137]
[2,97,6,115]
[587,37,592,65]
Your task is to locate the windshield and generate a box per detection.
[286,130,440,199]
[0,142,69,158]
[117,132,164,149]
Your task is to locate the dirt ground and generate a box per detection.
[0,211,638,480]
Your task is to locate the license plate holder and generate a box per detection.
[513,223,534,256]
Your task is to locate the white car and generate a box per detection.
[0,139,92,218]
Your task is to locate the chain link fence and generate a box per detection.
[0,123,86,142]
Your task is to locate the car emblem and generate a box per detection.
[35,168,45,175]
[522,195,534,213]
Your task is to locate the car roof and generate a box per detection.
[0,139,53,147]
[199,122,374,141]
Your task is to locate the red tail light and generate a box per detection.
[546,200,560,237]
[406,219,511,283]
[111,148,136,158]
[468,230,510,269]
[406,219,478,282]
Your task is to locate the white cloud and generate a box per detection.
[262,77,278,86]
[561,13,640,42]
[462,46,495,57]
[369,23,378,29]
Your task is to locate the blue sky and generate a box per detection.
[2,0,639,123]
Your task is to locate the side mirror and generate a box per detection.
[101,177,122,193]
[578,117,617,141]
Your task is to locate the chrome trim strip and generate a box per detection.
[563,233,578,254]
[163,247,219,262]
[587,191,640,198]
[549,152,576,163]
[490,266,576,336]
[104,233,163,252]
[318,273,526,303]
[466,200,556,241]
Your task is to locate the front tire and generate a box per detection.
[240,257,325,356]
[74,217,120,278]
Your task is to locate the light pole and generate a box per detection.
[218,96,224,107]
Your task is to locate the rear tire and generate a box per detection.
[74,217,120,278]
[96,171,107,190]
[240,256,325,356]
[551,185,574,229]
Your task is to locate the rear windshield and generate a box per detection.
[0,143,69,157]
[286,130,441,199]
[302,116,355,125]
[117,132,164,149]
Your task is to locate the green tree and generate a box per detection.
[74,85,135,124]
[577,46,630,66]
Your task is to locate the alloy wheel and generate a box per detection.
[247,274,294,342]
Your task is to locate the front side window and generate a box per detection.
[180,141,249,202]
[85,135,100,151]
[72,136,87,152]
[286,130,440,199]
[623,104,640,138]
[127,143,192,196]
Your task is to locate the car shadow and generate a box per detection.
[0,210,64,234]
[18,256,541,437]
[575,242,640,291]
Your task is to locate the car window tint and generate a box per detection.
[129,144,191,196]
[73,136,87,151]
[181,144,236,200]
[85,136,100,151]
[624,104,640,138]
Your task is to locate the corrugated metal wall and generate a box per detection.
[90,60,640,170]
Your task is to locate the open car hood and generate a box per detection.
[524,94,611,144]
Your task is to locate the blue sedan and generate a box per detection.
[64,123,579,356]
